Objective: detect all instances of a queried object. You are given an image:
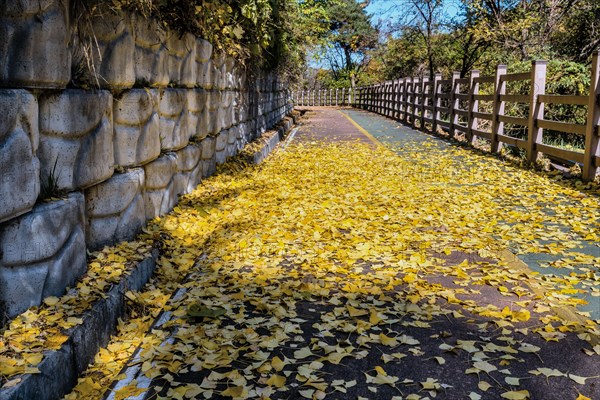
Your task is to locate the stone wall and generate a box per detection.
[0,1,292,321]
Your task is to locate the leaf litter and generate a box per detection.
[1,138,599,399]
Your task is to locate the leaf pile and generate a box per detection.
[3,136,600,399]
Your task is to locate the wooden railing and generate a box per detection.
[292,50,600,181]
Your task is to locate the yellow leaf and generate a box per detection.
[221,386,247,398]
[294,347,313,359]
[379,333,399,347]
[271,356,286,372]
[500,390,530,400]
[44,296,59,306]
[347,305,368,317]
[266,374,286,388]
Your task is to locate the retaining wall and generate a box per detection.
[0,1,292,321]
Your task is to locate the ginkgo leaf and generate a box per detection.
[473,361,497,373]
[266,374,286,388]
[294,348,313,359]
[379,333,399,347]
[221,385,247,397]
[505,377,520,386]
[298,389,315,398]
[187,304,227,318]
[271,356,286,372]
[421,377,441,390]
[529,368,563,378]
[568,374,588,385]
[500,390,530,399]
[347,306,368,317]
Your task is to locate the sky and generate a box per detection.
[365,0,463,31]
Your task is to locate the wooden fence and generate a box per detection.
[292,50,600,181]
[292,87,355,107]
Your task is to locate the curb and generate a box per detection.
[0,251,159,400]
[248,114,297,164]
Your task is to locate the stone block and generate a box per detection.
[174,144,202,195]
[144,153,177,219]
[215,130,228,164]
[0,90,40,223]
[225,126,238,158]
[224,57,236,89]
[210,91,223,134]
[133,16,168,86]
[0,0,70,88]
[0,193,86,319]
[113,89,160,167]
[165,31,183,85]
[179,33,197,87]
[159,89,189,151]
[187,89,207,140]
[236,123,248,151]
[73,12,134,89]
[195,39,212,87]
[200,136,216,160]
[202,60,215,89]
[199,137,216,178]
[215,129,228,152]
[39,90,114,191]
[85,168,145,250]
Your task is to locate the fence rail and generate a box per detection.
[291,50,600,181]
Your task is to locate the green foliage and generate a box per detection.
[90,0,317,76]
[39,158,64,201]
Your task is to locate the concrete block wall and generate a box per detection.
[0,1,292,322]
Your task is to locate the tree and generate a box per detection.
[320,0,379,89]
[551,0,600,62]
[469,0,577,61]
[402,0,445,79]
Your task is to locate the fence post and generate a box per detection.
[583,50,600,181]
[389,81,394,117]
[527,60,547,163]
[379,84,383,114]
[399,78,406,122]
[405,78,413,125]
[467,70,480,144]
[384,81,389,116]
[412,77,420,126]
[420,76,430,129]
[491,64,507,153]
[432,73,442,134]
[449,71,461,138]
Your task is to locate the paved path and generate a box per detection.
[87,107,600,400]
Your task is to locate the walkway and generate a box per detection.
[68,108,599,400]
